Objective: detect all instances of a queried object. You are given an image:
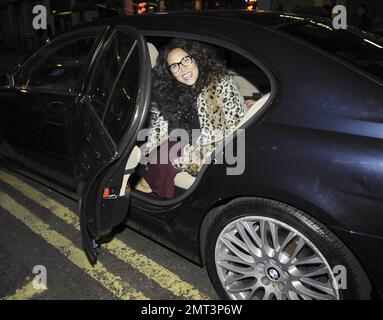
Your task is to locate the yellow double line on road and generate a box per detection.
[0,171,209,300]
[3,281,47,300]
[0,191,148,300]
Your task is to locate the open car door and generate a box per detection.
[70,25,151,264]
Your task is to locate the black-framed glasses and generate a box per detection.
[168,55,193,74]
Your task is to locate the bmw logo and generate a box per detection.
[267,267,281,281]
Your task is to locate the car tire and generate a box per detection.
[204,197,372,300]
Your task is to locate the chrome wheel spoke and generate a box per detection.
[268,221,280,252]
[221,236,254,264]
[217,252,255,266]
[289,237,306,261]
[262,288,277,300]
[242,221,262,248]
[291,254,323,266]
[235,221,262,258]
[280,231,296,252]
[292,280,337,300]
[215,216,340,300]
[288,290,300,300]
[300,294,313,300]
[217,260,254,275]
[244,284,264,300]
[226,280,258,294]
[290,266,329,278]
[224,274,256,287]
[300,278,337,297]
[260,220,275,257]
[222,231,250,254]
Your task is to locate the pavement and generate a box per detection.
[0,165,218,300]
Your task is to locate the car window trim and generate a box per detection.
[15,26,108,95]
[77,26,111,96]
[101,40,138,124]
[83,27,117,111]
[127,30,279,207]
[14,86,78,97]
[85,25,151,151]
[84,97,117,152]
[140,30,279,120]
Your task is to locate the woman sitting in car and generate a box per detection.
[136,39,247,198]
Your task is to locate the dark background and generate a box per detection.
[0,0,382,73]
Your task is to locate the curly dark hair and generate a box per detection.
[152,38,228,126]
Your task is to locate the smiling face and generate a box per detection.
[167,48,199,87]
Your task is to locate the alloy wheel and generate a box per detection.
[215,216,340,300]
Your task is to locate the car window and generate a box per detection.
[21,36,96,93]
[225,50,272,94]
[90,30,136,119]
[103,43,139,144]
[279,21,383,80]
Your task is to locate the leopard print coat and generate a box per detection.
[142,75,247,175]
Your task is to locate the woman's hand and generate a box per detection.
[185,158,206,176]
[245,99,256,109]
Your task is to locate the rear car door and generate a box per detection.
[70,26,151,263]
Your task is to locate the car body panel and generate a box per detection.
[1,88,76,189]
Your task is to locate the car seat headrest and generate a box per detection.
[147,42,159,69]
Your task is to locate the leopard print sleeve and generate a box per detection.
[216,75,247,135]
[141,107,168,157]
[172,76,247,176]
[172,140,215,176]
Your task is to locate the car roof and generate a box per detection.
[161,9,320,27]
[76,9,326,31]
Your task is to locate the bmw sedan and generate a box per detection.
[0,10,382,300]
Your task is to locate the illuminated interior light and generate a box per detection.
[280,14,304,21]
[56,11,72,16]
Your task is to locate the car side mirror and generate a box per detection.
[0,74,14,89]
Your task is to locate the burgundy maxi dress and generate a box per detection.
[143,140,184,199]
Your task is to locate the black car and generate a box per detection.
[0,10,383,300]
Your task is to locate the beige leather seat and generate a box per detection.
[120,145,142,196]
[229,71,260,97]
[148,42,159,69]
[235,92,270,128]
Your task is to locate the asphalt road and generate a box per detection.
[0,165,218,300]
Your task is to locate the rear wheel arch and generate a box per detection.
[199,195,335,264]
[199,196,373,299]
